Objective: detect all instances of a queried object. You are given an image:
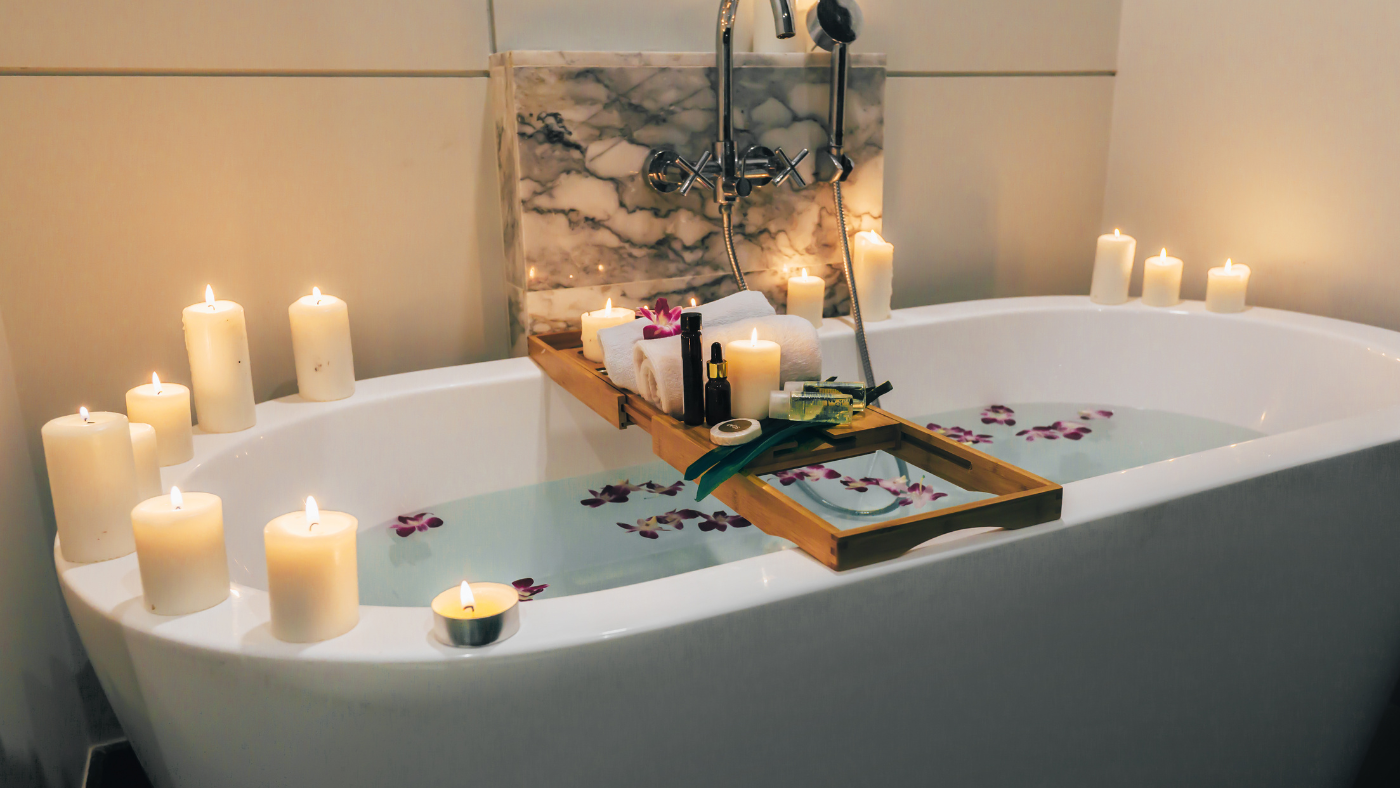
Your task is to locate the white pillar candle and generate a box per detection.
[1206,259,1252,313]
[580,299,637,362]
[852,231,894,322]
[1141,248,1184,308]
[727,328,782,419]
[1090,229,1137,305]
[131,487,229,615]
[786,268,825,329]
[41,408,138,563]
[183,285,255,433]
[289,287,356,402]
[129,422,162,502]
[126,373,193,466]
[264,496,359,643]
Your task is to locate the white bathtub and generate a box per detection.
[57,297,1400,787]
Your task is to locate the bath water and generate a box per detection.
[357,403,1261,605]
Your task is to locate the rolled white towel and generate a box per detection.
[634,315,822,417]
[598,290,775,393]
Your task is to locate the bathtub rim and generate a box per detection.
[54,296,1400,665]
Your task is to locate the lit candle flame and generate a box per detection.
[528,267,535,279]
[79,406,90,423]
[459,581,475,612]
[312,286,322,305]
[605,297,613,312]
[1114,228,1120,236]
[1225,258,1233,272]
[1160,249,1168,261]
[802,268,809,278]
[690,297,697,307]
[205,285,215,308]
[305,496,320,528]
[750,327,759,346]
[152,372,163,394]
[170,486,183,510]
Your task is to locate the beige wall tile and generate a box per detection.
[0,76,506,459]
[882,75,1116,307]
[0,1,493,71]
[496,0,1120,72]
[1104,0,1400,329]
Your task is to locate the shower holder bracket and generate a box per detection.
[529,330,1063,571]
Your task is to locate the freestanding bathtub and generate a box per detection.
[57,297,1400,787]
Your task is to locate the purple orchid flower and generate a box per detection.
[638,298,684,340]
[644,480,685,497]
[652,509,703,529]
[1078,409,1114,420]
[861,476,910,496]
[698,511,752,532]
[1016,421,1092,441]
[897,482,948,508]
[512,578,548,601]
[774,465,843,486]
[980,405,1017,426]
[617,517,671,539]
[391,512,443,537]
[580,483,638,507]
[927,424,994,445]
[839,476,871,492]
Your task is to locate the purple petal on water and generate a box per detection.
[393,527,415,537]
[641,530,659,539]
[426,518,443,528]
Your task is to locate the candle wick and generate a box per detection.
[463,604,475,613]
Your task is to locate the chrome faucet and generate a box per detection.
[644,0,810,206]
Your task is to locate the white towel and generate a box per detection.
[633,315,823,417]
[598,290,775,393]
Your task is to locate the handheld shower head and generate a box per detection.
[807,0,862,51]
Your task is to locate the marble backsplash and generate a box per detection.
[490,51,886,354]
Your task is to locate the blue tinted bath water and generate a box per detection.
[356,404,1262,606]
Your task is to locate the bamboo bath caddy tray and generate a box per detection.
[529,330,1062,570]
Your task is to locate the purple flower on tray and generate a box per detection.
[1016,421,1092,441]
[774,465,842,486]
[391,512,443,537]
[644,480,685,497]
[512,578,548,601]
[839,476,871,492]
[618,517,671,539]
[638,297,684,340]
[980,405,1016,426]
[927,424,994,445]
[897,482,948,508]
[1078,409,1114,420]
[698,511,752,532]
[652,509,702,529]
[861,476,910,496]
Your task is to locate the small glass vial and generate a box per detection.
[784,380,868,411]
[767,390,854,425]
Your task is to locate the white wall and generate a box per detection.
[0,2,1121,783]
[1103,0,1400,326]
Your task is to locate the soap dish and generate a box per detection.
[711,419,761,445]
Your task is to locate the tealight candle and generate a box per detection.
[727,328,781,419]
[431,581,521,647]
[126,373,193,466]
[1141,248,1184,307]
[41,408,139,563]
[580,298,636,363]
[852,231,894,322]
[131,487,229,615]
[264,496,359,643]
[129,422,162,502]
[786,268,825,329]
[1090,229,1136,305]
[1206,259,1251,313]
[183,285,256,433]
[289,287,356,402]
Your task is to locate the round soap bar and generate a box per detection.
[711,418,761,446]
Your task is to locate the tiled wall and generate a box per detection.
[0,3,1119,776]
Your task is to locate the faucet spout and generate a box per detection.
[716,0,794,203]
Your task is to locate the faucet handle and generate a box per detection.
[677,150,715,196]
[773,147,809,189]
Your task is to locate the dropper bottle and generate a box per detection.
[704,342,732,427]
